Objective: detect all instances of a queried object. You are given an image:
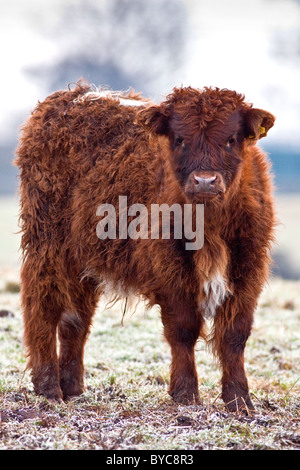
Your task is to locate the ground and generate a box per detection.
[0,266,299,450]
[0,195,299,450]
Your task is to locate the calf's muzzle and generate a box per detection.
[185,170,226,199]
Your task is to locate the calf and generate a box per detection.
[15,83,275,413]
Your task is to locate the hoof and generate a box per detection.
[170,390,201,405]
[224,395,255,415]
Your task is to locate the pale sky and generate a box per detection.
[183,0,300,146]
[0,0,299,147]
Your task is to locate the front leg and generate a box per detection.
[160,296,204,404]
[213,294,256,414]
[214,198,274,413]
[213,236,271,414]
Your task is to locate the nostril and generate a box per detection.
[193,175,199,185]
[207,175,217,186]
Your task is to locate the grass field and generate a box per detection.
[0,195,299,450]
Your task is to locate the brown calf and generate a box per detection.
[15,83,275,413]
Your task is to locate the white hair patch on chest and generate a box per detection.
[201,273,230,320]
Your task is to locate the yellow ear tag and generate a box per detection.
[249,126,265,139]
[259,126,266,135]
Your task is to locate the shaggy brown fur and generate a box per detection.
[15,82,275,413]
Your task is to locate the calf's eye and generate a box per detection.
[226,137,236,147]
[174,136,184,148]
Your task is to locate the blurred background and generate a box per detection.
[0,0,299,279]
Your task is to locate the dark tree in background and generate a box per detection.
[26,0,191,97]
[2,0,191,194]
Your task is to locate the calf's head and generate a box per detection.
[138,87,275,202]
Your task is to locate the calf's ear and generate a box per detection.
[244,108,275,141]
[136,105,169,135]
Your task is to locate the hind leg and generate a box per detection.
[21,259,64,400]
[58,282,99,399]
